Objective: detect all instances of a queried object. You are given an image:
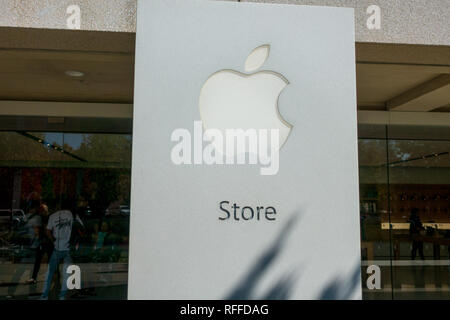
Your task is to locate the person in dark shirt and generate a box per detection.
[26,203,53,284]
[409,207,425,260]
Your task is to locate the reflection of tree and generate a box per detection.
[94,170,119,208]
[41,171,55,203]
[359,139,450,168]
[80,168,131,217]
[118,173,131,204]
[0,132,132,216]
[389,140,449,168]
[0,132,131,166]
[76,134,132,164]
[358,140,386,166]
[0,132,69,162]
[74,134,132,215]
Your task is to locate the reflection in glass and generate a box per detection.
[359,124,450,299]
[388,136,450,299]
[358,126,393,300]
[0,132,131,300]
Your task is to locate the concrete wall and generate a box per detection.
[0,0,448,45]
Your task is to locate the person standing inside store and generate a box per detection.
[40,199,84,300]
[409,207,425,260]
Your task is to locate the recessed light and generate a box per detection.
[65,70,84,77]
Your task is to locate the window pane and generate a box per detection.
[388,126,450,299]
[0,131,131,300]
[358,124,393,299]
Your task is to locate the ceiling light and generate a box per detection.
[65,70,84,77]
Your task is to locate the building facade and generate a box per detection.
[0,0,449,299]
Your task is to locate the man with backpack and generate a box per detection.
[40,198,84,300]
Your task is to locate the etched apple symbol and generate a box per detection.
[199,44,292,156]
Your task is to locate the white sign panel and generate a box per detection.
[129,0,361,299]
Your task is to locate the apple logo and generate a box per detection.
[199,44,292,157]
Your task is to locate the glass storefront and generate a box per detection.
[1,119,449,299]
[359,123,450,299]
[0,125,131,299]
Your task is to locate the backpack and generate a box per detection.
[69,211,85,250]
